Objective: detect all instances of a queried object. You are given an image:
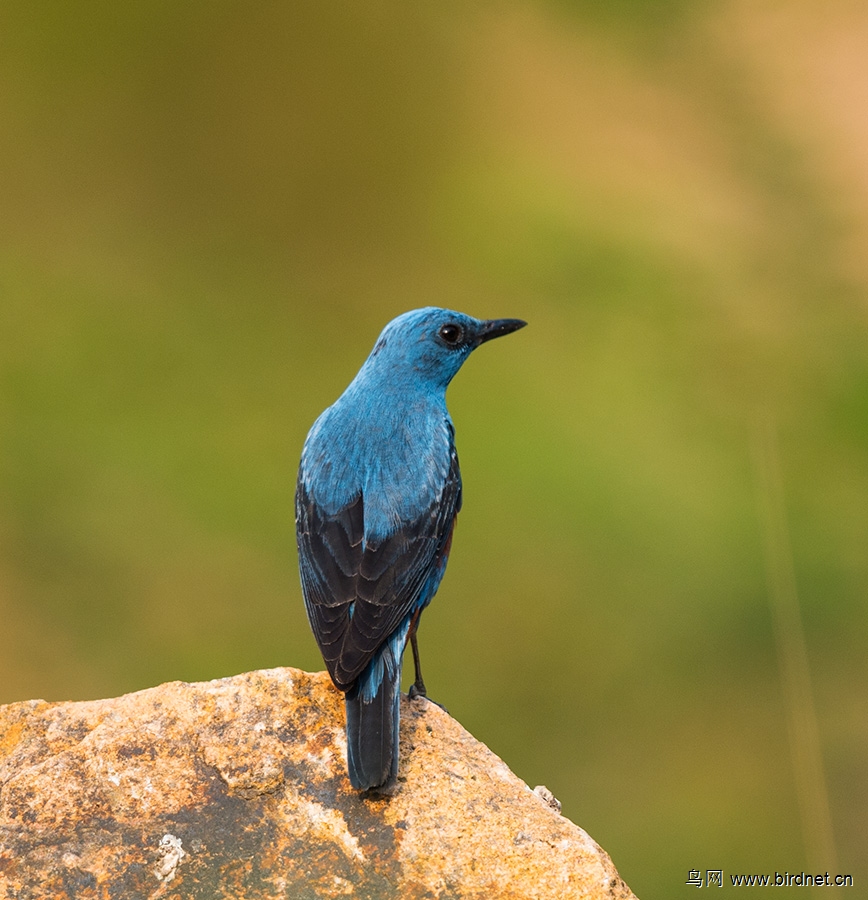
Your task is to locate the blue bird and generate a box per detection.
[296,307,525,791]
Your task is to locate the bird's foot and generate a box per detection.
[408,681,448,712]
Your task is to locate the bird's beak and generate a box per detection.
[477,318,527,344]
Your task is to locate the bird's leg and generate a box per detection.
[407,617,448,711]
[408,624,427,700]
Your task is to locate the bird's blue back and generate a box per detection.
[301,371,454,541]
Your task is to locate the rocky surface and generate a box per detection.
[0,668,637,899]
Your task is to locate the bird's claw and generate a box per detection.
[408,683,448,713]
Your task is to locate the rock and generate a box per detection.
[0,668,637,899]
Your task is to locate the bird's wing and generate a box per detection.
[296,444,461,689]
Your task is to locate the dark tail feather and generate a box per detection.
[345,668,401,791]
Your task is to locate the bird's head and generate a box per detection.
[360,307,527,392]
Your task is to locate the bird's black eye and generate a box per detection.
[438,323,464,346]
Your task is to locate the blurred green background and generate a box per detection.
[1,2,865,896]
